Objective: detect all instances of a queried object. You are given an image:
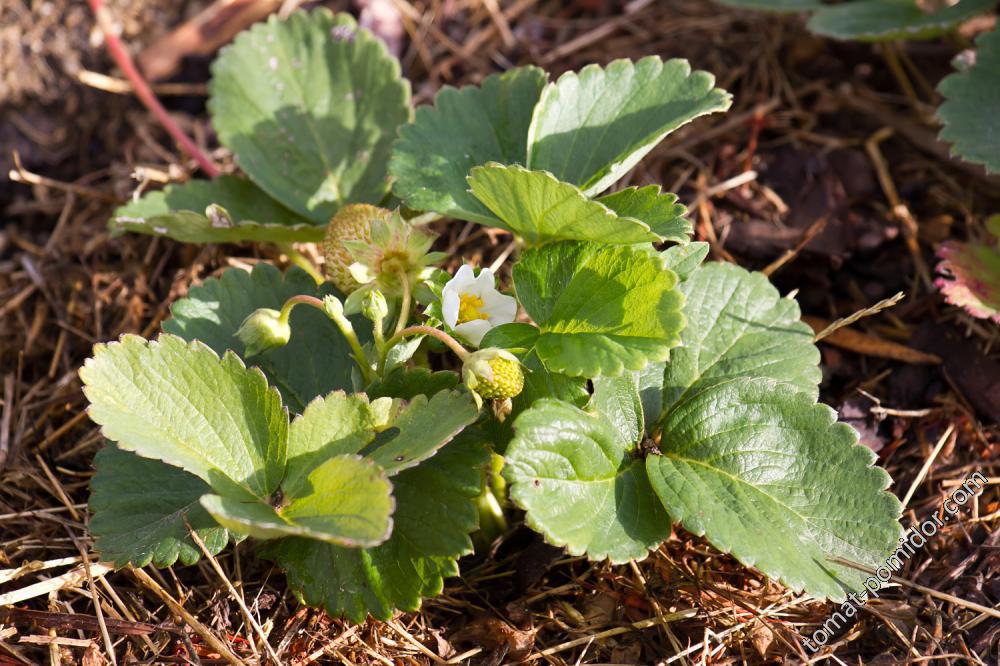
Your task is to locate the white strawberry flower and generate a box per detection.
[441,265,517,346]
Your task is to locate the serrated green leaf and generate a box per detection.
[589,374,644,446]
[526,57,732,195]
[265,431,489,621]
[209,10,411,222]
[366,367,460,400]
[80,334,287,501]
[201,454,393,546]
[164,264,370,413]
[513,242,685,377]
[111,176,323,243]
[505,400,671,562]
[661,262,820,414]
[480,322,540,352]
[467,164,660,244]
[647,378,902,599]
[89,443,231,568]
[714,0,824,10]
[661,242,710,281]
[390,66,548,223]
[807,0,995,41]
[598,186,692,243]
[364,390,478,475]
[938,29,1000,173]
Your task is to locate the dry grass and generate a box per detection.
[2,0,999,663]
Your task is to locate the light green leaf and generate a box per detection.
[513,242,686,377]
[589,374,644,446]
[364,390,478,475]
[390,66,548,223]
[715,0,824,10]
[283,392,376,491]
[467,164,660,244]
[661,242,710,281]
[201,455,393,547]
[598,186,691,243]
[480,322,540,352]
[505,400,671,562]
[938,29,1000,174]
[526,57,731,195]
[111,176,323,243]
[266,431,489,621]
[164,264,370,413]
[80,334,287,501]
[807,0,995,41]
[648,378,902,599]
[89,443,231,568]
[661,262,820,413]
[209,10,411,222]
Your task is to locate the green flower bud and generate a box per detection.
[236,308,290,357]
[462,348,525,405]
[361,289,389,324]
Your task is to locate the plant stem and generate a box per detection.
[86,0,220,178]
[277,242,324,285]
[280,294,375,384]
[393,271,412,337]
[383,326,470,363]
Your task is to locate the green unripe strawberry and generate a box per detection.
[322,204,391,293]
[463,348,524,403]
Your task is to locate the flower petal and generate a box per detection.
[481,290,517,325]
[455,319,493,346]
[441,289,461,328]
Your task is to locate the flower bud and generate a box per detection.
[236,308,290,356]
[462,348,525,404]
[361,289,389,323]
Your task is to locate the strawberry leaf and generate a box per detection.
[512,242,685,377]
[390,66,548,223]
[111,176,323,244]
[526,56,731,195]
[648,378,902,599]
[209,9,410,222]
[938,29,1000,174]
[807,0,995,41]
[935,219,1000,323]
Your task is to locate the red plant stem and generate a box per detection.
[86,0,221,178]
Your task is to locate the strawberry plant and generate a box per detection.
[82,9,903,622]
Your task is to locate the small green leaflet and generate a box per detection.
[649,378,902,599]
[265,431,489,622]
[390,66,548,224]
[467,164,661,245]
[807,0,995,41]
[81,334,477,554]
[598,186,692,243]
[164,264,369,413]
[526,56,732,196]
[504,400,671,563]
[89,444,232,568]
[659,262,820,414]
[935,216,1000,323]
[209,9,411,222]
[111,176,323,244]
[661,241,710,281]
[512,241,685,377]
[938,29,1000,174]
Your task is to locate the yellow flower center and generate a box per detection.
[457,293,489,324]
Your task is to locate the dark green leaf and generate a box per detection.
[938,29,1000,173]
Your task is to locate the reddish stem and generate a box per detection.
[86,0,221,178]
